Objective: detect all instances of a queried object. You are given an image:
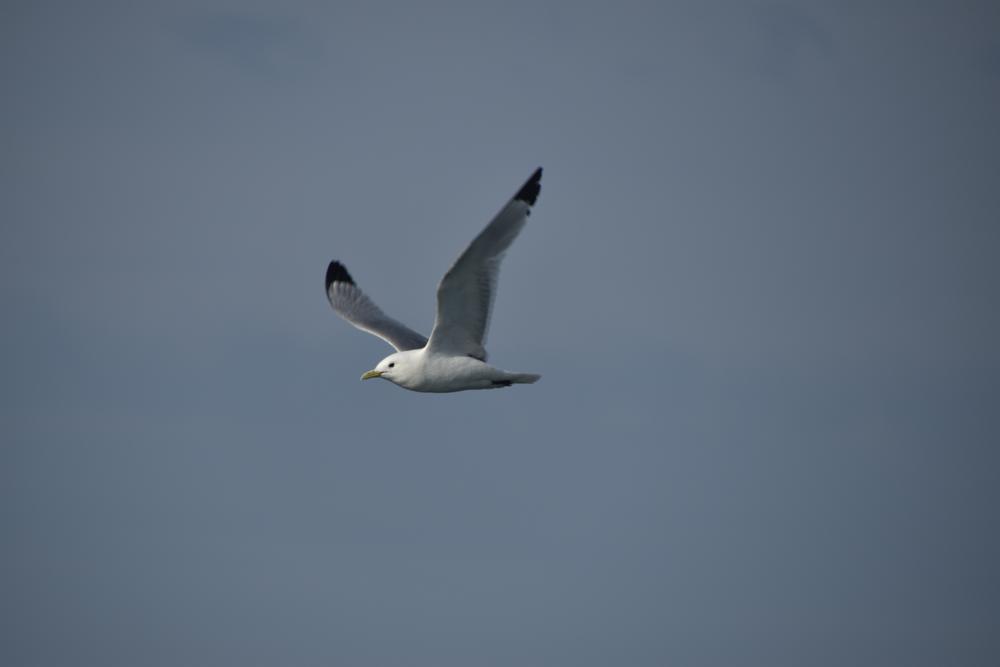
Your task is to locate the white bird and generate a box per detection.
[325,168,543,393]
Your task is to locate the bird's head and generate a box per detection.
[361,350,416,385]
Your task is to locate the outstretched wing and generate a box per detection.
[426,167,542,361]
[325,261,428,352]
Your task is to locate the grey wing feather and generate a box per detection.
[325,261,428,352]
[427,167,542,360]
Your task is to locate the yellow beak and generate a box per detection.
[360,369,383,381]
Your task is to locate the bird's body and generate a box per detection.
[325,168,543,393]
[364,349,540,393]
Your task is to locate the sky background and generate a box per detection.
[3,1,999,665]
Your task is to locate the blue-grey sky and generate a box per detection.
[3,1,999,665]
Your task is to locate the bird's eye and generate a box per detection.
[388,363,395,368]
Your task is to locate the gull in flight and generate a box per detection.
[325,168,543,392]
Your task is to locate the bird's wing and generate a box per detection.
[426,167,542,361]
[325,261,428,352]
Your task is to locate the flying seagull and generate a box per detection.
[325,167,543,392]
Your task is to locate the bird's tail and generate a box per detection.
[508,372,541,384]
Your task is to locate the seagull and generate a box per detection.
[325,168,543,393]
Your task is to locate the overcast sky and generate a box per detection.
[3,1,999,665]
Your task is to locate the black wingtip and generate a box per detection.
[325,261,355,291]
[514,167,543,206]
